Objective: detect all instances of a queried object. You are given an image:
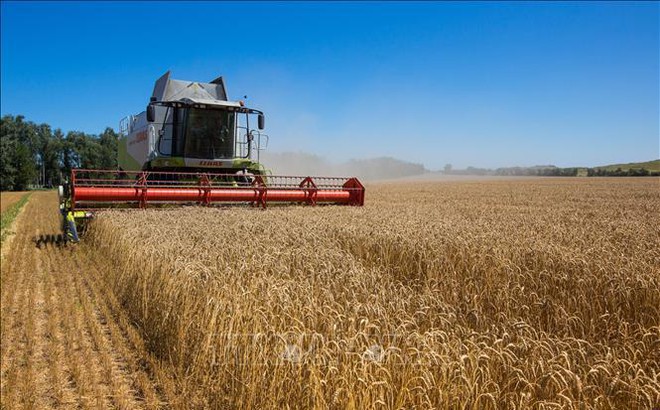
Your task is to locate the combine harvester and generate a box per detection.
[59,72,365,241]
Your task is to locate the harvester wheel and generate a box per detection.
[234,170,255,187]
[235,175,252,186]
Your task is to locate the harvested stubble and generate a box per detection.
[87,178,660,409]
[0,191,29,213]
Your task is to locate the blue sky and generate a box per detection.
[1,1,658,169]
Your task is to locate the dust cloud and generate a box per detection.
[259,152,428,181]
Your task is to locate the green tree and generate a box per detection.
[0,130,17,190]
[1,115,38,190]
[1,114,119,190]
[98,127,118,170]
[12,143,37,190]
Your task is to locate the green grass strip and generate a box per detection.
[0,193,31,244]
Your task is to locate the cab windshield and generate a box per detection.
[184,108,235,159]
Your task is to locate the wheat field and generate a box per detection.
[83,178,659,409]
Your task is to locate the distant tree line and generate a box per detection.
[586,167,656,177]
[1,115,118,191]
[445,164,660,177]
[494,166,583,177]
[494,166,660,177]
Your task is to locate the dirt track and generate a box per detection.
[1,192,178,409]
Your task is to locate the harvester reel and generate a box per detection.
[57,169,364,242]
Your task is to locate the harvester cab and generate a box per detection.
[118,71,269,177]
[58,72,365,242]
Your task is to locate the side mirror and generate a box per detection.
[257,113,265,130]
[146,105,155,122]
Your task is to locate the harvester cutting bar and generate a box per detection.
[70,169,364,209]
